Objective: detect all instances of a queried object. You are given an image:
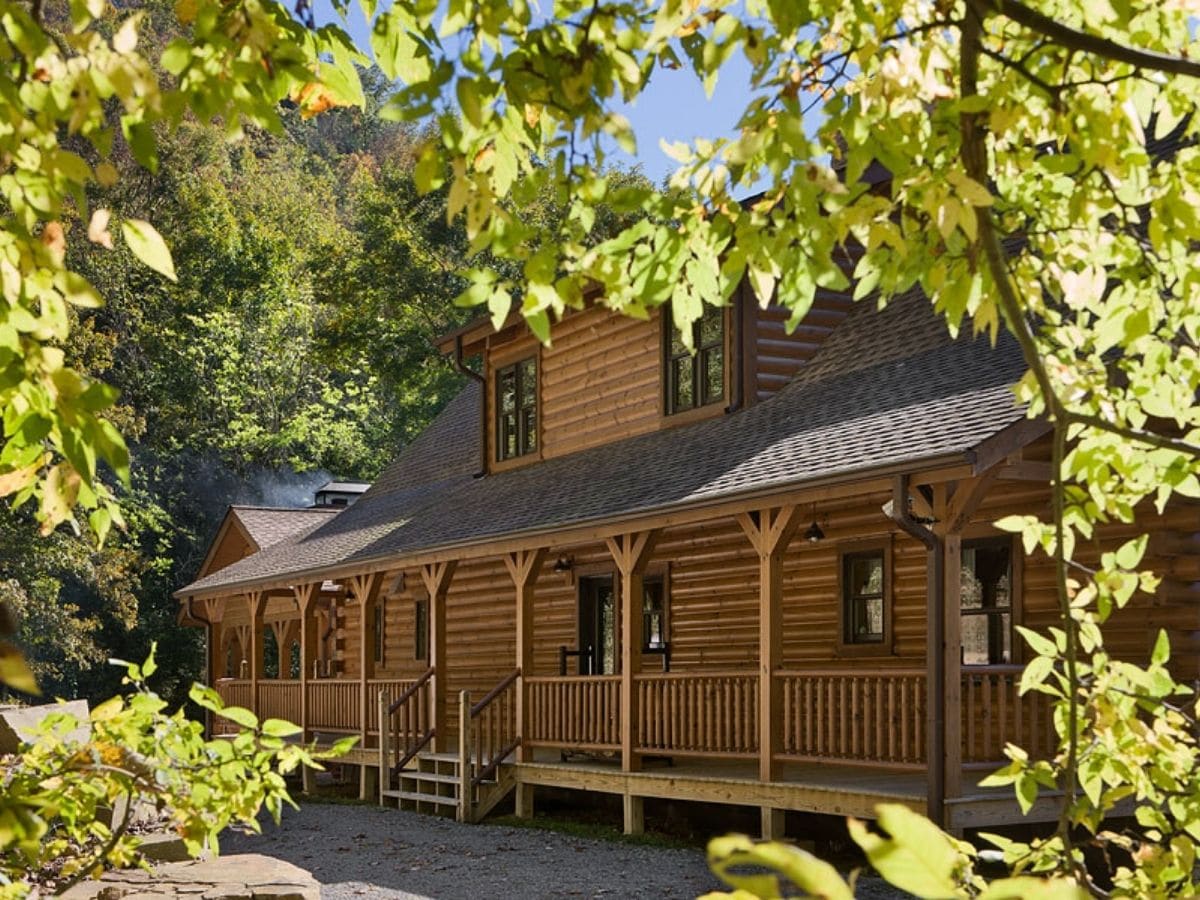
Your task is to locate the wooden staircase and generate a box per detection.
[378,670,521,823]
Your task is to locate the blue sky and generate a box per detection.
[329,4,756,184]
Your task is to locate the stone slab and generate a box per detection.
[0,700,90,753]
[58,854,318,900]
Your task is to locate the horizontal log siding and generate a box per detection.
[539,307,663,460]
[753,297,853,403]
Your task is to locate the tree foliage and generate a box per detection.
[0,650,352,897]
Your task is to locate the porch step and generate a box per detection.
[383,789,459,807]
[399,770,460,785]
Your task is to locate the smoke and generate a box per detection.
[237,467,332,509]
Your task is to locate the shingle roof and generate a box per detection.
[177,295,1029,597]
[232,507,341,550]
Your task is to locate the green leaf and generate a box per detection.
[217,705,259,730]
[261,718,302,738]
[847,805,965,898]
[706,834,852,900]
[122,219,177,282]
[1151,629,1170,667]
[978,877,1088,899]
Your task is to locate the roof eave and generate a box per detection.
[172,444,993,602]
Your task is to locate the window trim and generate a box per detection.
[836,538,894,657]
[661,304,731,422]
[960,533,1021,667]
[489,344,542,470]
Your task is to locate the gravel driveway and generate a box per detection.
[222,802,722,899]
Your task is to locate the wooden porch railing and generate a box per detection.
[777,668,926,768]
[963,665,1055,764]
[216,678,252,711]
[258,680,301,723]
[525,675,621,750]
[366,679,417,734]
[466,670,520,787]
[385,667,435,774]
[636,671,758,757]
[307,680,360,732]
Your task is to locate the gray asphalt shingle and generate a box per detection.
[178,296,1028,596]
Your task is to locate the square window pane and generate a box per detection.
[962,614,989,665]
[670,326,689,357]
[522,408,537,452]
[498,369,516,414]
[672,357,694,410]
[519,358,537,403]
[699,306,723,346]
[850,556,883,595]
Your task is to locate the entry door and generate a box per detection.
[578,575,616,675]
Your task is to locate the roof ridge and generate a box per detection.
[231,505,341,513]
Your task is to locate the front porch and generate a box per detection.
[197,464,1064,836]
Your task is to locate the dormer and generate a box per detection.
[437,281,851,474]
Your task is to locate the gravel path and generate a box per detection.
[222,802,721,899]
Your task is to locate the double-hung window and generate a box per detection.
[496,357,538,461]
[665,305,725,414]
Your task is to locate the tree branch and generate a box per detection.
[985,0,1200,78]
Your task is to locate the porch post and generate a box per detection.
[350,573,383,801]
[294,582,318,793]
[607,531,657,836]
[505,551,546,757]
[421,561,458,754]
[247,591,264,718]
[202,597,224,738]
[607,531,658,774]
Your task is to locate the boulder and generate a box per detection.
[0,699,90,753]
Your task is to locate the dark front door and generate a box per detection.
[578,575,616,675]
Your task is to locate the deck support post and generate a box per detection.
[421,561,458,754]
[738,506,801,783]
[247,592,264,718]
[377,690,389,805]
[623,793,644,835]
[350,573,383,802]
[504,548,546,764]
[761,807,785,841]
[515,783,534,819]
[294,583,318,768]
[607,531,658,773]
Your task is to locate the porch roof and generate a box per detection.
[176,294,1030,599]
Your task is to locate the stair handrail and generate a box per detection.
[466,668,521,789]
[388,666,437,775]
[389,666,434,715]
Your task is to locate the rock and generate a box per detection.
[58,854,317,900]
[0,700,90,753]
[138,832,192,863]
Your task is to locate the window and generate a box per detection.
[643,577,667,653]
[414,597,429,662]
[373,602,385,665]
[842,549,886,645]
[496,356,538,461]
[961,538,1013,665]
[665,304,725,415]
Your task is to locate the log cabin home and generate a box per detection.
[175,286,1199,839]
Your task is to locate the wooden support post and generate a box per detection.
[761,807,785,841]
[377,690,390,804]
[606,531,658,773]
[738,506,801,783]
[623,793,644,835]
[942,531,963,800]
[457,690,471,824]
[269,620,290,678]
[515,783,534,819]
[201,597,223,738]
[349,573,383,801]
[247,592,264,717]
[504,548,546,763]
[421,561,457,754]
[294,583,317,746]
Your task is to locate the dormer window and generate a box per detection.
[665,304,725,415]
[496,356,538,461]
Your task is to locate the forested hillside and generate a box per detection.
[1,72,481,708]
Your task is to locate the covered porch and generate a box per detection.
[200,454,1056,835]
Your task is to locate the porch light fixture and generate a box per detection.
[552,556,573,573]
[804,504,825,542]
